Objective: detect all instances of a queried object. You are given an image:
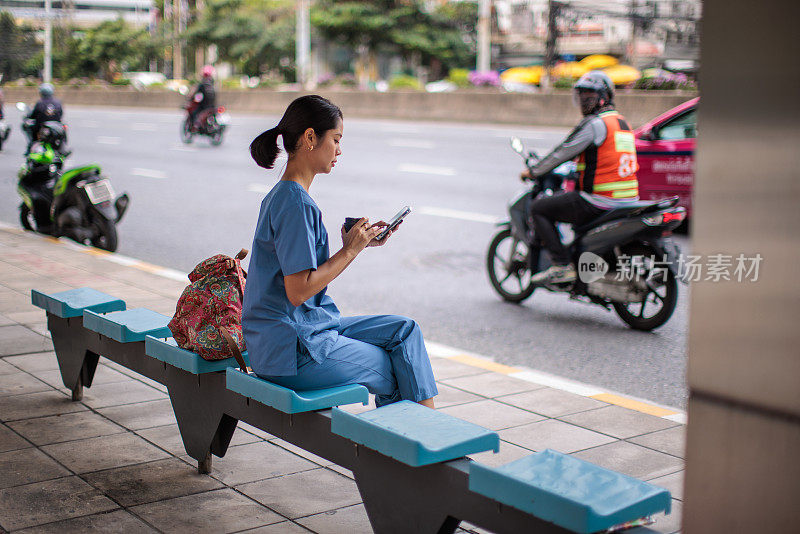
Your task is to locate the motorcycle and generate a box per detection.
[181,98,229,146]
[486,137,686,331]
[15,103,130,252]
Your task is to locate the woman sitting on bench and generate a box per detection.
[243,95,438,409]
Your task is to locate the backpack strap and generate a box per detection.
[234,248,248,295]
[220,326,248,372]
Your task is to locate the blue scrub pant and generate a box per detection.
[260,315,438,407]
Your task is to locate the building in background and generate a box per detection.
[0,0,153,28]
[492,0,700,70]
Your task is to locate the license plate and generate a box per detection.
[217,113,231,125]
[83,179,115,204]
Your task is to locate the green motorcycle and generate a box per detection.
[16,109,129,252]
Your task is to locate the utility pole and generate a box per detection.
[43,0,52,82]
[542,0,561,91]
[296,0,311,89]
[476,0,491,72]
[627,0,637,68]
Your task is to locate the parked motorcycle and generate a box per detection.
[15,103,129,252]
[486,137,686,331]
[181,99,229,146]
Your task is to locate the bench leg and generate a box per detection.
[198,451,213,474]
[71,377,83,401]
[47,315,100,399]
[353,448,460,534]
[166,368,238,472]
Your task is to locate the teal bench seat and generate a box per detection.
[331,400,499,467]
[31,287,126,318]
[83,309,172,343]
[145,335,250,374]
[225,368,368,414]
[469,449,671,534]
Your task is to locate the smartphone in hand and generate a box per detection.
[376,206,412,241]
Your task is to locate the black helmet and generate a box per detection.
[38,121,67,149]
[39,83,55,97]
[573,70,615,102]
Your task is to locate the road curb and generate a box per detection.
[1,223,686,423]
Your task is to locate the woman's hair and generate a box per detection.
[250,95,343,169]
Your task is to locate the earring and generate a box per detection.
[309,145,314,151]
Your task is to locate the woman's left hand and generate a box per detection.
[366,220,400,247]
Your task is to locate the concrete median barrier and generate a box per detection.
[2,86,695,128]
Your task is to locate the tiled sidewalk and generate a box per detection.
[0,227,684,533]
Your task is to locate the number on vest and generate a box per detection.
[618,153,636,178]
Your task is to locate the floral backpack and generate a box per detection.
[168,249,249,363]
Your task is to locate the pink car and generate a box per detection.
[635,97,699,219]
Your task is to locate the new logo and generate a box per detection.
[578,252,609,283]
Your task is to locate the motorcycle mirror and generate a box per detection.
[16,102,28,112]
[178,86,189,96]
[510,137,525,155]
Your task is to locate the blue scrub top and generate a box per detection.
[242,180,341,376]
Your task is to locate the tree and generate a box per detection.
[0,11,39,81]
[77,18,162,80]
[185,0,295,77]
[311,0,476,84]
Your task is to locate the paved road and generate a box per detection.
[0,104,689,408]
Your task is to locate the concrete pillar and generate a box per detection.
[683,0,800,531]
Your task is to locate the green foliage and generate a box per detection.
[446,68,470,88]
[185,0,295,77]
[111,77,131,85]
[0,11,39,80]
[77,18,161,80]
[553,77,575,89]
[312,0,477,72]
[388,74,421,90]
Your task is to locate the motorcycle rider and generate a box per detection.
[25,83,63,155]
[521,70,640,284]
[189,65,217,131]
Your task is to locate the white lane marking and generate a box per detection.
[389,139,435,149]
[132,168,167,179]
[79,121,100,128]
[132,122,158,131]
[169,144,198,152]
[96,136,121,145]
[247,183,270,193]
[417,206,499,224]
[398,163,456,176]
[379,124,421,133]
[491,131,549,139]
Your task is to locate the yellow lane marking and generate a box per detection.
[134,262,165,274]
[590,393,677,417]
[448,354,521,375]
[85,248,110,257]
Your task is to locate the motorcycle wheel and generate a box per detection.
[180,119,194,144]
[612,244,679,331]
[90,215,118,252]
[19,204,35,231]
[210,129,224,146]
[486,228,536,303]
[209,119,223,146]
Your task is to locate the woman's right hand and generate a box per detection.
[342,217,382,255]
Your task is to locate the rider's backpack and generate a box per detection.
[168,249,248,362]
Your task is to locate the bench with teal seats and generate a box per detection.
[469,449,672,533]
[31,287,126,318]
[31,287,127,400]
[83,308,171,343]
[331,400,499,466]
[35,286,672,534]
[225,368,368,414]
[146,336,251,374]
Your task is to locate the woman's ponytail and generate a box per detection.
[250,127,282,169]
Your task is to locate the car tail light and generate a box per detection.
[218,106,226,113]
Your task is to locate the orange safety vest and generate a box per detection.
[576,111,639,199]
